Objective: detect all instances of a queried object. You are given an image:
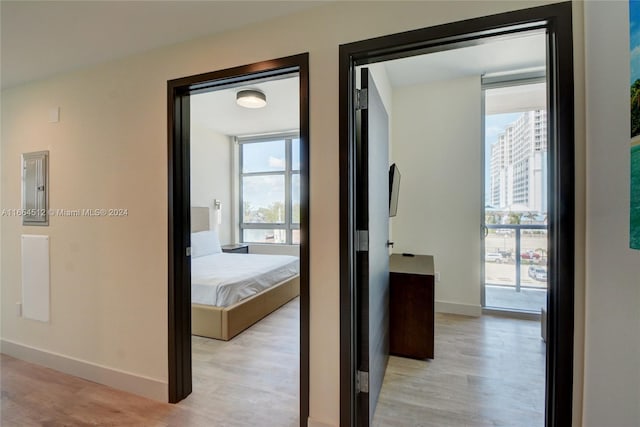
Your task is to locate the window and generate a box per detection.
[239,134,300,244]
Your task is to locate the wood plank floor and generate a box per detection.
[1,298,299,427]
[373,313,546,427]
[1,304,543,426]
[184,297,299,427]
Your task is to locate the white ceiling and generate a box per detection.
[1,2,546,135]
[0,0,546,91]
[383,32,546,87]
[191,32,546,136]
[0,1,328,89]
[191,75,299,136]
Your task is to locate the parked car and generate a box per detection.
[521,250,541,262]
[498,249,512,259]
[485,252,504,263]
[528,265,547,281]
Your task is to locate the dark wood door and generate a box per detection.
[355,68,390,425]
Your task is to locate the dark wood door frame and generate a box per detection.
[167,53,310,427]
[339,3,574,426]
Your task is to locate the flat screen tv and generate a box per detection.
[389,163,401,217]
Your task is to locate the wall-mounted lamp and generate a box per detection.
[214,199,222,225]
[236,89,267,109]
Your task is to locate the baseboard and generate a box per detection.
[0,339,168,402]
[307,417,337,427]
[483,307,541,321]
[435,301,482,317]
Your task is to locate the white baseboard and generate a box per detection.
[1,339,167,402]
[308,418,337,427]
[435,301,482,317]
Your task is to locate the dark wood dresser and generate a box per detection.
[389,254,435,359]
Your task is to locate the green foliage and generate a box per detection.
[258,202,284,223]
[508,212,522,225]
[631,146,640,249]
[292,203,301,223]
[244,201,300,223]
[485,213,499,225]
[631,80,640,138]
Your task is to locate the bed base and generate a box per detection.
[191,275,300,341]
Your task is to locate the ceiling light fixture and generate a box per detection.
[236,89,267,109]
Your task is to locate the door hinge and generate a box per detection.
[355,88,368,110]
[186,247,191,257]
[355,230,369,252]
[356,370,369,393]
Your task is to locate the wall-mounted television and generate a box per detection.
[389,163,401,217]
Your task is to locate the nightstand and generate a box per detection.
[221,244,249,254]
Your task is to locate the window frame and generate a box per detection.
[238,132,300,245]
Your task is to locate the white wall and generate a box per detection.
[0,74,169,399]
[391,76,482,315]
[0,2,591,426]
[366,64,394,117]
[583,2,640,426]
[189,123,232,244]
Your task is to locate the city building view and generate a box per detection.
[484,101,548,313]
[488,110,547,213]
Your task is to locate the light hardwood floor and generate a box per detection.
[1,298,300,427]
[184,297,299,427]
[373,313,546,427]
[1,304,544,427]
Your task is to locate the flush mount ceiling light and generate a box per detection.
[236,89,267,109]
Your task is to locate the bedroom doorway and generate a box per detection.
[339,3,574,427]
[349,29,550,426]
[167,54,310,426]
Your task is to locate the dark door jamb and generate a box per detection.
[339,3,574,426]
[168,53,310,427]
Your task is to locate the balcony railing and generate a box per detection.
[484,223,548,292]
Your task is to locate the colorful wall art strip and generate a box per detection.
[630,0,640,249]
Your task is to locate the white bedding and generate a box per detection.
[191,253,299,307]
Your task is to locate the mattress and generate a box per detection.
[191,253,299,307]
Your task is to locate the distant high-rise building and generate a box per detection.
[489,110,547,212]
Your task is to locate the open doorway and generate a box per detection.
[354,30,548,426]
[168,54,310,426]
[340,3,573,427]
[184,74,301,423]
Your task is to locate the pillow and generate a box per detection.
[191,230,222,257]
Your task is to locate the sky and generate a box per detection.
[631,0,640,84]
[242,139,299,210]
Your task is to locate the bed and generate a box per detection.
[190,207,300,340]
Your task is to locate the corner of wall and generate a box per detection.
[571,2,586,425]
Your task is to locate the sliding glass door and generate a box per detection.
[482,79,549,313]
